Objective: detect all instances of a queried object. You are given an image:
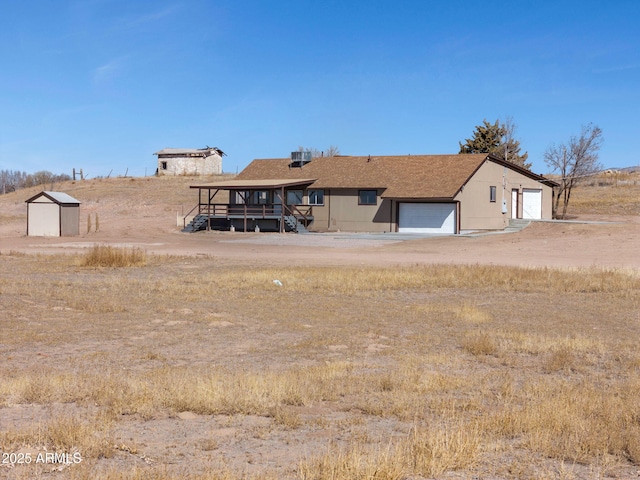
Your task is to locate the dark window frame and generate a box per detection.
[358,190,377,205]
[308,189,324,206]
[235,190,249,205]
[490,185,497,203]
[251,190,269,205]
[287,190,304,205]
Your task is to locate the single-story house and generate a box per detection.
[25,191,81,237]
[155,147,225,176]
[185,154,558,234]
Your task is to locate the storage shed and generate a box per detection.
[25,191,81,237]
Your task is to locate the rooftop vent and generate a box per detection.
[290,151,312,168]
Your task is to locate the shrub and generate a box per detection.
[79,244,147,268]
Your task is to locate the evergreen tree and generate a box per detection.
[459,118,531,169]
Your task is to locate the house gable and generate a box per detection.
[455,158,555,230]
[25,191,81,205]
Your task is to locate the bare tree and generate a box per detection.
[544,123,603,219]
[0,170,27,194]
[324,145,340,157]
[0,169,71,194]
[298,146,341,158]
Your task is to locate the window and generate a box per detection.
[235,191,249,204]
[308,189,324,206]
[287,190,303,205]
[161,161,168,170]
[252,191,269,205]
[490,186,497,203]
[358,190,377,205]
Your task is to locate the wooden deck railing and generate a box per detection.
[183,203,313,229]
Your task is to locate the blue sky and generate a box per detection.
[1,0,638,178]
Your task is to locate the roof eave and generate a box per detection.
[448,154,491,198]
[25,191,81,204]
[381,195,456,201]
[486,154,559,187]
[190,179,317,190]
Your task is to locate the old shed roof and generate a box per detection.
[155,147,225,157]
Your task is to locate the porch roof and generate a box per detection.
[190,179,316,190]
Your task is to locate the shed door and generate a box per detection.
[28,203,59,236]
[522,189,542,219]
[398,203,456,234]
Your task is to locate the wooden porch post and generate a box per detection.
[207,188,211,231]
[280,186,285,233]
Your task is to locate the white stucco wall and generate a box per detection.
[157,154,222,176]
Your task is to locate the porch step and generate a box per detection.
[182,214,209,233]
[283,215,308,233]
[505,219,531,232]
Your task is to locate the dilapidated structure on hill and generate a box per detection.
[155,147,225,176]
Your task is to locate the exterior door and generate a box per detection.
[511,189,519,219]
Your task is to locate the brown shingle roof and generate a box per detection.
[237,154,490,199]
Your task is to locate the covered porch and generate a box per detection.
[184,179,316,233]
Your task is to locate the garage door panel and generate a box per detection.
[398,203,456,234]
[522,189,542,220]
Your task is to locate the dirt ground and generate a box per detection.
[1,196,639,270]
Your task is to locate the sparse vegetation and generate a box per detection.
[564,169,640,216]
[78,244,147,267]
[1,256,639,479]
[0,173,639,479]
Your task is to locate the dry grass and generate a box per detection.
[0,411,113,460]
[78,244,147,268]
[1,255,639,479]
[462,331,499,356]
[299,420,481,479]
[566,170,640,216]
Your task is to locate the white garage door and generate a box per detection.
[398,203,456,234]
[522,189,542,220]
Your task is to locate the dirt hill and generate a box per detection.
[0,174,233,237]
